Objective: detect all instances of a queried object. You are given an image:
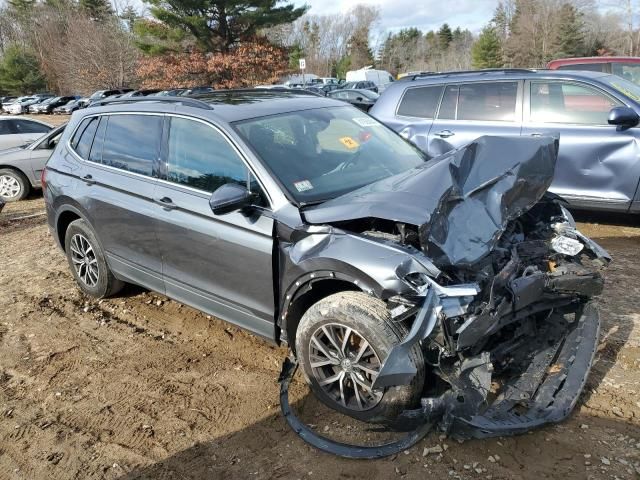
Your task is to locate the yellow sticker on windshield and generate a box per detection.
[339,136,360,149]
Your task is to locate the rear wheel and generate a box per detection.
[0,168,30,202]
[295,291,425,425]
[64,219,124,298]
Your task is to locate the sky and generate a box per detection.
[292,0,501,34]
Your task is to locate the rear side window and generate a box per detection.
[71,117,99,159]
[530,81,620,124]
[166,117,247,192]
[89,116,107,163]
[437,82,518,122]
[13,119,51,134]
[102,115,162,176]
[397,86,443,118]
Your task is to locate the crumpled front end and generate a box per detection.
[284,135,610,440]
[376,198,610,438]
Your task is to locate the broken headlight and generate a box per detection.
[551,235,584,256]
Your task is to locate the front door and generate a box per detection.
[522,79,640,211]
[426,80,523,158]
[153,116,275,339]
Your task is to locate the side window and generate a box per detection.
[71,117,99,159]
[166,117,247,192]
[102,115,161,176]
[437,85,458,120]
[557,63,604,72]
[530,82,620,125]
[13,120,51,134]
[457,82,518,122]
[89,116,107,163]
[397,86,443,118]
[0,121,13,135]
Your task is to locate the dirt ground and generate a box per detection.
[1,191,639,479]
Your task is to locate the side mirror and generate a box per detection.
[209,183,253,215]
[608,106,639,128]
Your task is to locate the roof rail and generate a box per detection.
[88,96,214,109]
[196,87,322,97]
[401,68,537,81]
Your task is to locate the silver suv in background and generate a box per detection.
[370,69,640,214]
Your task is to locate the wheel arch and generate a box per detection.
[53,203,89,252]
[279,269,378,349]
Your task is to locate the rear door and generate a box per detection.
[426,80,523,158]
[153,115,275,339]
[522,79,640,211]
[69,113,165,291]
[387,84,444,152]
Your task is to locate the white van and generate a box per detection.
[346,67,395,92]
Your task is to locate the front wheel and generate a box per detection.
[295,291,425,425]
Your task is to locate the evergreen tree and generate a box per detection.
[553,4,585,58]
[471,26,503,68]
[79,0,113,21]
[120,5,139,31]
[438,23,453,49]
[0,45,47,95]
[138,0,307,53]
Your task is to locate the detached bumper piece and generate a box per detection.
[442,302,600,439]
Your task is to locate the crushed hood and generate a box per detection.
[304,135,558,267]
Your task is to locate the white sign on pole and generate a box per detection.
[299,58,306,70]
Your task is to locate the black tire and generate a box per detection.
[295,291,425,425]
[0,168,30,202]
[64,219,124,298]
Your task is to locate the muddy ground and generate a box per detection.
[1,191,639,479]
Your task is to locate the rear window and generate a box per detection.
[101,114,161,176]
[397,86,443,118]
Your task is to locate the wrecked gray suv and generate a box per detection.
[44,91,609,446]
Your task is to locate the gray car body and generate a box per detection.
[370,69,640,214]
[0,124,64,187]
[43,94,483,345]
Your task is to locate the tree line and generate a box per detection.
[0,0,637,95]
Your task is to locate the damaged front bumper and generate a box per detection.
[374,235,608,439]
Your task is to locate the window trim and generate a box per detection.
[524,79,623,127]
[66,111,273,208]
[434,79,524,123]
[394,84,445,120]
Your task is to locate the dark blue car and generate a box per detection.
[370,69,640,214]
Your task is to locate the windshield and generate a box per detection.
[359,89,379,100]
[234,106,426,204]
[604,75,640,103]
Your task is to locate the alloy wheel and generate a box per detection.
[0,174,21,198]
[69,234,99,287]
[308,323,383,411]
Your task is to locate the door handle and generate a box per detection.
[434,129,455,138]
[530,133,543,137]
[154,196,177,210]
[82,174,95,185]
